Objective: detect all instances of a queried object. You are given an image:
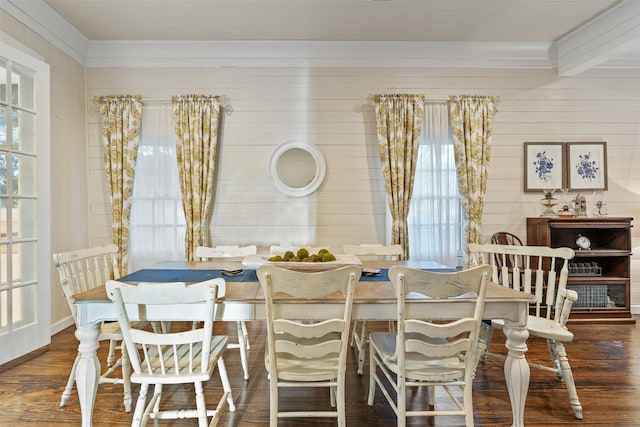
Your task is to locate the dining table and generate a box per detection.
[71,258,535,427]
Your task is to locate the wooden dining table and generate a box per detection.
[72,259,535,427]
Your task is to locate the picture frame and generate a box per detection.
[566,142,608,191]
[523,142,566,192]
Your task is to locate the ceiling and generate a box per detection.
[4,0,640,74]
[43,0,619,43]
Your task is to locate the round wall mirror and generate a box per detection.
[269,141,326,197]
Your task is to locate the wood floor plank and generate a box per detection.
[0,317,638,426]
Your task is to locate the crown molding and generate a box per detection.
[0,30,44,61]
[1,0,88,64]
[5,0,640,72]
[552,0,640,76]
[85,40,554,69]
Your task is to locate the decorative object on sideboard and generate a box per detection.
[593,188,608,217]
[575,234,591,250]
[558,188,575,217]
[540,176,557,217]
[573,192,587,217]
[568,261,602,276]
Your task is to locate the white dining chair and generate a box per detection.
[343,243,403,374]
[368,265,492,426]
[257,264,361,426]
[467,242,583,419]
[106,279,235,427]
[195,244,256,380]
[196,245,257,259]
[53,244,133,412]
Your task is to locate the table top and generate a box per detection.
[72,260,534,305]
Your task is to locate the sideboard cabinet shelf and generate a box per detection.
[526,217,635,324]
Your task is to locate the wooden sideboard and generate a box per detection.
[527,217,635,323]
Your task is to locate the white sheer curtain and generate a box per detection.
[408,102,463,268]
[129,104,185,271]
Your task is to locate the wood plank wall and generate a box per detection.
[85,67,640,310]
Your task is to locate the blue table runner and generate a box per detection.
[119,267,456,283]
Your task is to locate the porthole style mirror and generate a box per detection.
[269,141,326,197]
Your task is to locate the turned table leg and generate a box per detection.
[74,322,101,427]
[503,320,530,427]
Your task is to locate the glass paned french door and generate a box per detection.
[0,39,50,365]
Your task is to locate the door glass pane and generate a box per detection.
[11,241,36,284]
[0,243,6,286]
[13,199,36,240]
[12,154,36,196]
[12,110,35,153]
[0,289,7,334]
[0,197,8,243]
[0,57,6,103]
[0,154,8,196]
[12,284,36,330]
[11,63,35,110]
[0,108,6,147]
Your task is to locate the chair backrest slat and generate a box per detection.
[53,244,120,323]
[388,265,492,377]
[195,245,257,259]
[257,265,360,377]
[468,243,575,320]
[343,243,403,260]
[106,279,222,378]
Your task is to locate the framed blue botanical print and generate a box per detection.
[524,142,566,192]
[567,141,607,191]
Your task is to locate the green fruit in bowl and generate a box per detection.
[322,253,336,262]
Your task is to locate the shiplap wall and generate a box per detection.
[85,67,640,311]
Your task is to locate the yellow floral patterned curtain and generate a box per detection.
[172,94,221,261]
[449,95,499,249]
[97,95,142,273]
[372,94,425,260]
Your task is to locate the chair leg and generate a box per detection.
[152,384,163,413]
[463,382,475,427]
[427,385,435,407]
[397,372,406,427]
[337,379,346,427]
[354,321,368,375]
[549,340,583,419]
[367,344,376,406]
[121,344,132,412]
[269,373,279,427]
[330,384,336,407]
[107,339,117,367]
[241,320,250,350]
[194,381,208,427]
[60,353,80,406]
[473,322,493,377]
[132,383,149,427]
[217,357,236,412]
[350,320,359,347]
[236,321,250,380]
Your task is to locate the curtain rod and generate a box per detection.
[92,96,234,114]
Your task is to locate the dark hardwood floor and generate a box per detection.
[1,317,638,426]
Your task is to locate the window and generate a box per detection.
[408,102,463,268]
[129,105,185,271]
